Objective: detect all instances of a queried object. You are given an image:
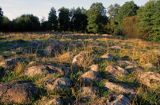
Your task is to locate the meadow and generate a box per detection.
[0,33,160,105]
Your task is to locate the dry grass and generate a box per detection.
[0,33,52,41]
[0,33,160,105]
[14,62,25,74]
[54,52,72,63]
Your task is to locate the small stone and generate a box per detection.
[72,52,85,66]
[89,64,99,71]
[110,46,121,50]
[107,94,131,105]
[25,65,48,77]
[138,71,160,89]
[72,51,94,68]
[38,96,63,105]
[25,64,64,77]
[44,77,72,92]
[105,65,128,77]
[104,81,135,95]
[118,60,137,68]
[28,61,37,66]
[101,53,113,60]
[144,63,155,69]
[80,70,99,84]
[117,60,141,73]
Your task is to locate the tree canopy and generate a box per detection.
[0,7,3,31]
[58,7,70,31]
[116,1,139,23]
[48,7,58,31]
[137,0,160,41]
[70,8,87,32]
[106,4,120,34]
[0,1,160,41]
[107,1,139,35]
[87,2,108,33]
[1,16,10,32]
[12,14,40,31]
[108,4,120,19]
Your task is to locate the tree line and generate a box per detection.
[0,0,160,41]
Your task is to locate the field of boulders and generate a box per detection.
[0,33,160,105]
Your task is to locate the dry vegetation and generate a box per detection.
[0,33,160,105]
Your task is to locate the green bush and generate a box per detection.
[137,0,160,41]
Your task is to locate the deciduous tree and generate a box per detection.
[116,1,139,23]
[12,14,40,31]
[87,2,108,33]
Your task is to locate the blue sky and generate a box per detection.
[0,0,148,20]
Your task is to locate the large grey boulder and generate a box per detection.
[24,64,64,77]
[0,81,38,104]
[80,70,99,85]
[104,81,135,95]
[107,94,131,105]
[37,96,63,105]
[105,65,129,77]
[44,77,72,92]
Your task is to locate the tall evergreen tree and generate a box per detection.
[70,7,87,32]
[48,7,58,31]
[1,16,10,32]
[58,7,70,31]
[0,7,3,31]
